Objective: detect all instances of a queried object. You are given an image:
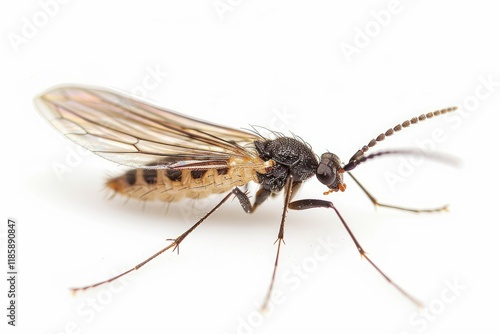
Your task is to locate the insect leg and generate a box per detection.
[347,171,448,213]
[233,182,301,214]
[260,175,295,311]
[288,198,423,307]
[231,186,273,214]
[70,190,236,294]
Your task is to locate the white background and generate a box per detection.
[2,1,500,334]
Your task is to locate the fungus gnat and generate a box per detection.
[34,85,457,309]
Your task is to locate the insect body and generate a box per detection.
[34,85,456,309]
[107,156,267,202]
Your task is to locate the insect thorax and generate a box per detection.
[254,137,319,193]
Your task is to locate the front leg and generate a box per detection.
[347,172,448,213]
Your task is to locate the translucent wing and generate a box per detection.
[34,85,264,169]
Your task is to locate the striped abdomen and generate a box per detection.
[107,166,260,202]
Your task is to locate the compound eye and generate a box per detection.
[316,163,336,186]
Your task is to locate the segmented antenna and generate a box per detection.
[343,106,458,171]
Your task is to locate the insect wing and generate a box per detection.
[34,85,262,169]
